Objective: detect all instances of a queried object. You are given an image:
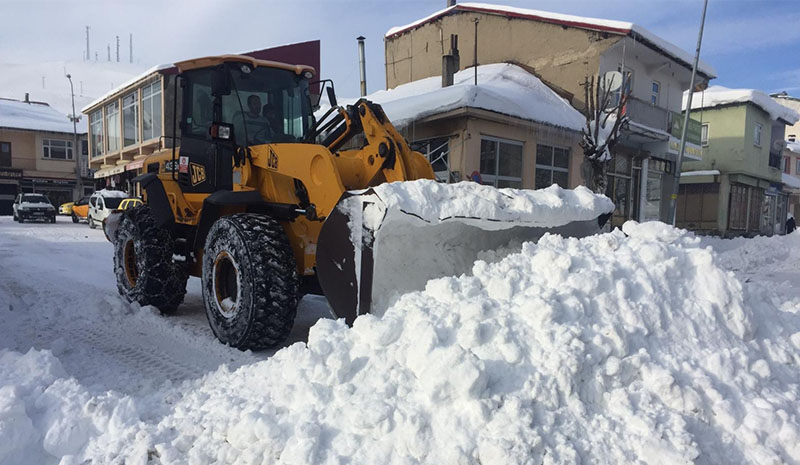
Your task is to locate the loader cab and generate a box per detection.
[175,58,315,193]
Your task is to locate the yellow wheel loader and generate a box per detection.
[104,54,610,350]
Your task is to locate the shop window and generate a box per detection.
[123,91,139,147]
[480,137,523,188]
[753,123,762,147]
[534,144,569,189]
[42,139,73,160]
[0,141,10,167]
[701,124,709,146]
[411,137,449,182]
[90,110,104,158]
[142,81,162,141]
[106,101,120,152]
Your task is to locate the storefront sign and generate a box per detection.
[668,138,703,159]
[26,177,75,186]
[670,112,703,146]
[0,168,23,179]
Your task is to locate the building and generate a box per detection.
[82,41,320,192]
[677,87,800,236]
[357,63,586,189]
[0,97,89,214]
[384,2,714,228]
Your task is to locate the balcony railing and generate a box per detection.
[624,97,670,133]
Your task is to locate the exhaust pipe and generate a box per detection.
[357,36,367,97]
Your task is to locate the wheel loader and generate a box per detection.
[104,54,610,350]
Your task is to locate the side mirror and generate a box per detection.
[326,86,338,108]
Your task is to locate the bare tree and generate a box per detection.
[580,74,630,194]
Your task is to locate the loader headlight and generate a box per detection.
[303,70,314,79]
[210,122,233,141]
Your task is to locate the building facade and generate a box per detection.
[677,88,799,236]
[384,3,713,228]
[0,97,89,214]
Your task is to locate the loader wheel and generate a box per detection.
[202,213,299,350]
[113,205,188,314]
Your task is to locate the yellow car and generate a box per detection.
[59,202,74,215]
[118,198,143,210]
[71,196,90,223]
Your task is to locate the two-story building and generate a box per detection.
[384,2,714,228]
[677,87,800,236]
[0,96,89,214]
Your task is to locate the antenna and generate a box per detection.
[129,33,133,63]
[107,44,111,61]
[85,26,90,61]
[116,35,120,62]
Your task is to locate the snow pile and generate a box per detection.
[386,2,716,78]
[2,222,800,464]
[94,189,129,199]
[685,86,800,124]
[358,179,613,227]
[365,63,585,131]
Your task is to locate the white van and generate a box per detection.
[87,190,128,229]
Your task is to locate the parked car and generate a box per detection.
[87,190,128,229]
[71,196,90,223]
[12,193,56,223]
[59,202,74,215]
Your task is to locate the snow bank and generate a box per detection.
[2,222,800,464]
[685,86,800,124]
[366,63,586,131]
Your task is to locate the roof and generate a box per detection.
[787,141,800,153]
[363,63,585,131]
[684,86,800,124]
[82,63,173,114]
[782,173,800,189]
[385,2,716,78]
[0,98,85,134]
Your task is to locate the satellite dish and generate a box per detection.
[601,71,623,93]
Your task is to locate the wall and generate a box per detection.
[385,11,618,109]
[0,129,36,171]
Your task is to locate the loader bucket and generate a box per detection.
[316,181,613,324]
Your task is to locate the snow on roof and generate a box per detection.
[364,63,585,131]
[386,2,716,78]
[783,173,800,189]
[94,189,129,198]
[681,169,720,177]
[0,98,84,134]
[787,141,800,153]
[81,63,173,114]
[684,86,800,124]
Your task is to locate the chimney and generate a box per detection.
[357,36,367,97]
[24,93,30,103]
[442,34,459,87]
[447,0,456,6]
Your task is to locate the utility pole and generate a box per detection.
[473,19,479,85]
[85,26,90,61]
[668,0,709,225]
[107,44,111,61]
[357,36,367,97]
[66,74,84,198]
[116,35,120,62]
[129,33,133,63]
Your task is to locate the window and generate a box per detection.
[651,81,660,106]
[411,137,449,182]
[42,139,73,160]
[782,156,791,174]
[789,134,796,142]
[754,122,762,147]
[90,110,104,158]
[106,101,120,152]
[0,141,10,167]
[535,144,570,189]
[701,123,709,146]
[122,91,139,147]
[480,137,523,188]
[142,80,162,141]
[796,158,800,175]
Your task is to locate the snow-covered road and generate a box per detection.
[0,217,332,395]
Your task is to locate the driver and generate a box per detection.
[262,103,284,140]
[234,94,268,144]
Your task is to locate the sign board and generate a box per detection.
[668,137,703,159]
[0,168,23,180]
[670,112,703,146]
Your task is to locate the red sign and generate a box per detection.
[179,156,189,174]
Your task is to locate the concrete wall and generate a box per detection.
[384,11,620,109]
[0,129,36,171]
[774,97,800,142]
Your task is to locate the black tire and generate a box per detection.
[71,213,78,223]
[88,215,96,229]
[113,205,188,314]
[18,215,24,224]
[202,213,299,350]
[50,216,56,223]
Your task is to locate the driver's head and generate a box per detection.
[247,95,262,115]
[262,104,278,123]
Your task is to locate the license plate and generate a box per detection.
[33,212,45,216]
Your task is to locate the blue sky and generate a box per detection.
[1,0,798,98]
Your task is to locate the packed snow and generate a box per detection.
[364,63,585,131]
[386,2,716,78]
[1,213,799,464]
[685,86,800,124]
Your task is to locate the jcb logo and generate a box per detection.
[190,163,207,186]
[267,147,279,171]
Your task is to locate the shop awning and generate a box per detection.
[126,159,145,171]
[93,164,126,179]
